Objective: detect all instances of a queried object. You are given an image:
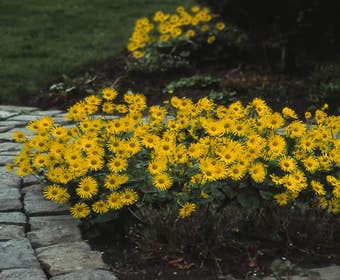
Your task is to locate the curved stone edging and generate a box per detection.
[0,105,117,280]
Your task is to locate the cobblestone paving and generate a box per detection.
[0,105,117,280]
[1,105,339,280]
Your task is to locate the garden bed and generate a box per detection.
[27,51,340,280]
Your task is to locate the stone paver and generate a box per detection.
[0,212,26,225]
[0,187,21,211]
[27,225,82,248]
[36,242,108,276]
[24,189,69,216]
[263,265,340,279]
[0,224,25,240]
[0,105,38,112]
[29,215,80,231]
[50,269,118,280]
[0,238,41,269]
[0,268,47,280]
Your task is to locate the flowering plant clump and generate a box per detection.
[9,88,340,220]
[127,5,244,62]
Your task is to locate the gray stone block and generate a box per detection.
[8,114,42,122]
[0,239,40,270]
[27,225,82,248]
[0,187,21,211]
[0,142,22,153]
[50,269,118,280]
[0,167,21,187]
[0,155,15,166]
[0,111,19,120]
[24,190,69,216]
[0,105,38,112]
[0,268,47,280]
[29,215,79,231]
[0,224,25,240]
[0,212,26,225]
[36,242,108,276]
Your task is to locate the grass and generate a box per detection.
[0,0,194,105]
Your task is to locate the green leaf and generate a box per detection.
[237,191,260,208]
[259,190,273,200]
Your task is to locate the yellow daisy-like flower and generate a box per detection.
[207,35,216,44]
[282,107,298,119]
[12,131,26,143]
[92,200,109,214]
[76,176,98,199]
[153,173,173,190]
[267,135,286,156]
[70,202,90,219]
[302,156,319,173]
[285,121,306,138]
[249,162,267,183]
[43,184,70,203]
[108,157,128,173]
[102,88,118,101]
[215,22,225,30]
[86,156,104,171]
[228,164,246,181]
[279,156,297,173]
[311,180,326,196]
[104,173,129,191]
[179,202,196,218]
[274,192,289,206]
[147,159,167,175]
[120,188,138,206]
[107,192,124,210]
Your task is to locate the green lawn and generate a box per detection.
[0,0,194,105]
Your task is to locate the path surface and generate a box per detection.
[0,105,117,280]
[0,105,339,280]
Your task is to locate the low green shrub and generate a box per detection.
[8,89,340,222]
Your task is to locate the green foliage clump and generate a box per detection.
[163,75,221,94]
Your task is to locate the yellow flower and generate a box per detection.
[108,157,128,173]
[12,131,26,143]
[305,111,312,119]
[107,192,124,210]
[86,156,104,171]
[120,188,138,206]
[104,173,129,190]
[92,201,109,214]
[148,159,167,175]
[207,35,216,44]
[70,202,90,218]
[153,173,173,190]
[249,162,267,183]
[311,180,326,196]
[285,121,306,138]
[279,156,297,173]
[267,135,286,157]
[228,164,247,181]
[102,88,118,101]
[282,107,298,119]
[274,193,289,206]
[299,135,316,152]
[215,22,225,31]
[132,50,145,59]
[76,176,98,199]
[43,184,70,203]
[179,202,196,218]
[302,156,319,173]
